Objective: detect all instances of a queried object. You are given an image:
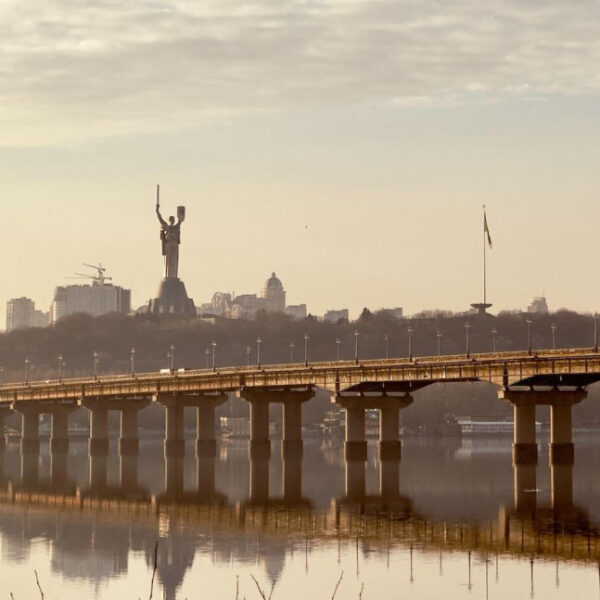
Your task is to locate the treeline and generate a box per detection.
[0,308,598,382]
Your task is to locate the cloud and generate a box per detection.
[1,0,599,145]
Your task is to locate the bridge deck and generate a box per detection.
[1,348,599,406]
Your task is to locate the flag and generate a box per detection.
[484,211,492,249]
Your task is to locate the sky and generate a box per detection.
[1,0,600,323]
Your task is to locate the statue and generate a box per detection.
[155,185,185,279]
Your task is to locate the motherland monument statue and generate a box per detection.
[147,185,196,316]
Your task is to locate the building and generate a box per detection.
[51,283,131,323]
[6,297,49,331]
[285,304,307,320]
[378,307,404,319]
[201,273,303,320]
[324,309,349,323]
[527,296,549,314]
[261,273,286,312]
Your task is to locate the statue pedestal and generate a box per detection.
[147,278,196,317]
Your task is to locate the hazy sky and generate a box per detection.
[2,0,600,323]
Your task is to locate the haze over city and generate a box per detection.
[2,1,600,325]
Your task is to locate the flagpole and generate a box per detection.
[483,204,487,306]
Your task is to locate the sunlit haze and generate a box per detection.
[2,1,600,324]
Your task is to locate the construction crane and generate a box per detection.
[67,263,113,286]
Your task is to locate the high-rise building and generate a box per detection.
[527,296,549,314]
[50,283,131,323]
[6,297,49,331]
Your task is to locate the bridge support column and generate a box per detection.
[551,463,573,511]
[379,395,412,461]
[197,454,216,498]
[88,406,109,456]
[283,455,302,502]
[196,403,216,456]
[163,401,185,457]
[49,406,76,454]
[19,408,40,454]
[250,456,269,504]
[120,453,139,490]
[549,393,584,465]
[89,453,108,490]
[500,391,538,465]
[0,408,13,453]
[120,408,139,455]
[345,407,366,461]
[282,398,304,459]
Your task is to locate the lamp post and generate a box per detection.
[526,319,532,356]
[551,323,557,351]
[246,345,251,367]
[354,330,360,365]
[407,326,413,362]
[465,322,471,359]
[594,313,599,353]
[130,348,135,377]
[304,333,309,367]
[289,342,294,363]
[491,328,498,353]
[384,334,389,359]
[205,348,210,369]
[169,344,175,371]
[93,351,99,379]
[58,354,64,382]
[257,336,262,368]
[436,331,442,356]
[336,338,341,361]
[211,341,217,371]
[25,358,29,384]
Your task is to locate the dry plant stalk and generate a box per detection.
[148,541,158,600]
[250,574,267,600]
[34,570,44,599]
[331,571,344,599]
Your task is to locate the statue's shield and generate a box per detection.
[177,206,186,221]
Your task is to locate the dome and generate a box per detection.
[264,272,283,291]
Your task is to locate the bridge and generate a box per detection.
[0,348,599,469]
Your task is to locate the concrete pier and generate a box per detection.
[119,405,148,455]
[88,406,109,456]
[20,409,40,454]
[380,458,400,499]
[165,454,184,497]
[49,406,77,454]
[240,388,314,460]
[89,453,108,490]
[502,388,585,466]
[344,406,366,461]
[551,463,573,511]
[163,402,185,457]
[282,456,302,502]
[345,459,366,501]
[0,408,12,452]
[196,454,215,498]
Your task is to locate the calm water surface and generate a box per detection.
[1,434,600,599]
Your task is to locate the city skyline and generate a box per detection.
[2,1,599,324]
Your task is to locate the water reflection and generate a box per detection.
[0,436,599,599]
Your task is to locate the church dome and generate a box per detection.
[264,272,283,292]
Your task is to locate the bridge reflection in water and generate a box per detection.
[0,435,599,600]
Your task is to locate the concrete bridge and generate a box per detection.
[0,348,599,471]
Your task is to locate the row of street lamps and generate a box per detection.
[10,314,600,383]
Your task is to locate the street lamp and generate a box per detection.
[336,338,341,361]
[384,334,389,359]
[551,323,557,351]
[491,328,498,353]
[257,336,262,368]
[304,333,309,367]
[169,344,175,371]
[289,342,294,363]
[130,348,135,377]
[25,358,29,384]
[211,341,217,371]
[436,331,442,356]
[93,351,99,379]
[526,319,532,356]
[205,348,210,369]
[465,322,471,359]
[407,326,413,362]
[58,354,64,382]
[246,345,251,367]
[354,330,360,365]
[594,314,599,353]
